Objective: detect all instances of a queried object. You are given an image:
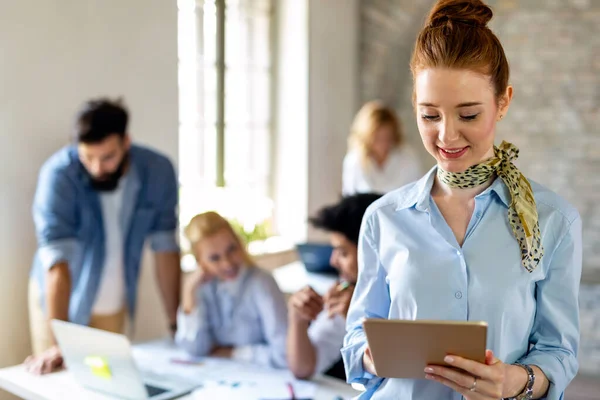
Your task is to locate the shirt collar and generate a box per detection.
[393,165,511,212]
[216,266,249,297]
[394,166,437,212]
[481,175,511,208]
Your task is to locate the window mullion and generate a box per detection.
[216,0,226,187]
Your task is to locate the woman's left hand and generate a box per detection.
[424,350,505,399]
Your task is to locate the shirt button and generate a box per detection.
[455,291,463,299]
[456,250,461,256]
[475,212,482,218]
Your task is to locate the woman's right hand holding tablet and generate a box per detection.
[363,346,377,375]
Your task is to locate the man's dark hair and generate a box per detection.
[309,193,382,245]
[75,98,128,143]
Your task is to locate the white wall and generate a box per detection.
[273,0,309,244]
[275,0,359,242]
[307,0,359,240]
[0,2,177,397]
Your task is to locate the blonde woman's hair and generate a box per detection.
[184,211,255,267]
[348,100,404,166]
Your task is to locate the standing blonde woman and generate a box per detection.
[342,1,581,399]
[175,211,288,368]
[342,101,422,196]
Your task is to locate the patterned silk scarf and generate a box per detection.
[437,141,543,273]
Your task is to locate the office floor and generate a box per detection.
[566,374,600,400]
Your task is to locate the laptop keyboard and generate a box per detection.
[145,384,168,398]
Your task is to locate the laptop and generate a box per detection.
[51,319,196,400]
[295,243,338,275]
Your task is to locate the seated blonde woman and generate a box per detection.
[343,101,422,196]
[175,211,288,368]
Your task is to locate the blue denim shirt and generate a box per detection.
[31,144,179,325]
[342,167,582,400]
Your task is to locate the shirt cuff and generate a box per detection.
[37,239,78,271]
[176,306,202,343]
[517,351,575,399]
[231,346,254,363]
[341,340,374,385]
[149,230,179,253]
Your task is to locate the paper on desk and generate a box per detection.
[131,340,323,399]
[191,378,316,400]
[131,340,308,392]
[132,344,241,386]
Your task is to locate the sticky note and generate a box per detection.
[84,356,112,380]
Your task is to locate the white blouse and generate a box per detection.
[342,145,422,196]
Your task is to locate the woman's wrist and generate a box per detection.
[503,364,529,398]
[182,271,205,314]
[362,351,371,373]
[182,294,196,314]
[288,313,310,327]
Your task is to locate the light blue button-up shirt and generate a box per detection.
[342,167,582,400]
[176,267,288,369]
[31,144,179,325]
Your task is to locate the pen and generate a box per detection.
[336,281,350,292]
[287,382,296,400]
[170,357,203,366]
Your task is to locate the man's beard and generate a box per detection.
[85,152,129,192]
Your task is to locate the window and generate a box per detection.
[177,0,279,255]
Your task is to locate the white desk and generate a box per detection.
[272,261,338,296]
[0,340,358,400]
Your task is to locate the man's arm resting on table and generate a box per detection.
[24,262,70,374]
[45,262,71,345]
[287,318,318,379]
[154,251,181,332]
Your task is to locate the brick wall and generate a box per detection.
[360,0,600,377]
[360,0,434,161]
[361,0,600,273]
